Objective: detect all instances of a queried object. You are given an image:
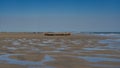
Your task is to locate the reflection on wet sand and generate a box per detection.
[0,34,120,68]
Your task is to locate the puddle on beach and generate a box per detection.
[99,39,120,50]
[78,56,120,62]
[91,64,120,68]
[0,54,54,68]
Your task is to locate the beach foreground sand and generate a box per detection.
[0,33,120,68]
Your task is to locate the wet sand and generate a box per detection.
[0,33,120,68]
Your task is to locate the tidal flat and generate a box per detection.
[0,33,120,68]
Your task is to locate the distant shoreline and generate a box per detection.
[0,32,109,39]
[0,32,120,34]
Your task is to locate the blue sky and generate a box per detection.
[0,0,120,32]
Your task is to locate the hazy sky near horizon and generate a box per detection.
[0,0,120,32]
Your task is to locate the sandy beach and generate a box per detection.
[0,33,120,68]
